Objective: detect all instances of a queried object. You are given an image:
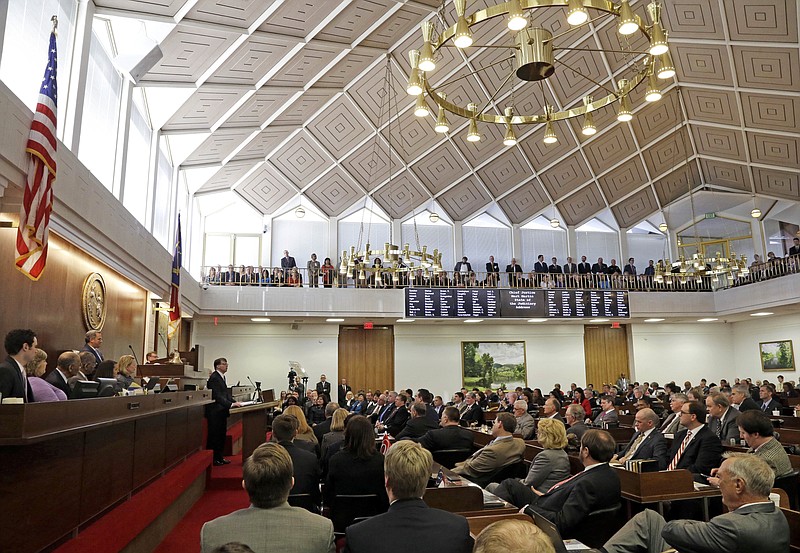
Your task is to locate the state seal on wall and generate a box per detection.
[82,272,107,331]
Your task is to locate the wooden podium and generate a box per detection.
[137,344,207,389]
[230,398,280,460]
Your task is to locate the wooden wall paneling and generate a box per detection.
[164,409,189,468]
[365,327,394,392]
[0,228,148,373]
[339,326,366,392]
[133,414,167,489]
[0,435,84,553]
[80,422,136,521]
[584,325,629,387]
[187,405,204,452]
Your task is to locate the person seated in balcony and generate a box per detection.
[433,270,450,288]
[287,267,303,287]
[206,266,220,285]
[270,267,284,287]
[260,267,271,286]
[222,264,240,285]
[241,265,260,285]
[466,271,481,288]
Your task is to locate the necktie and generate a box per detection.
[668,430,692,471]
[621,432,646,462]
[546,471,581,494]
[762,403,769,411]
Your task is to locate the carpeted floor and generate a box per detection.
[154,455,249,553]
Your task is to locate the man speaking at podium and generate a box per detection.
[206,358,241,466]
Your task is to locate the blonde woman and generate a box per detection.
[25,348,67,402]
[116,355,140,389]
[488,418,571,508]
[283,405,318,448]
[321,408,349,458]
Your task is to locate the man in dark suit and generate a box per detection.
[431,395,445,419]
[313,401,339,444]
[395,403,438,441]
[612,408,667,470]
[315,373,331,401]
[273,414,321,508]
[563,256,577,274]
[665,400,723,482]
[205,358,241,465]
[415,388,441,427]
[577,255,591,274]
[505,258,523,287]
[758,384,782,413]
[380,393,410,437]
[790,237,800,256]
[525,429,621,537]
[46,351,80,398]
[337,378,351,405]
[485,255,500,286]
[542,398,566,426]
[344,441,473,553]
[459,392,485,426]
[373,391,397,425]
[80,330,104,365]
[607,259,622,275]
[0,328,37,402]
[591,257,608,275]
[644,259,656,276]
[597,454,789,553]
[706,392,740,443]
[548,256,562,274]
[623,257,637,275]
[730,384,760,412]
[418,407,475,452]
[453,256,471,274]
[280,249,296,276]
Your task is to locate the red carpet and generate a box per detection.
[154,455,250,553]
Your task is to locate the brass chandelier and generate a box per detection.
[407,0,676,144]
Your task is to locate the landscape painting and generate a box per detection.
[462,341,526,390]
[760,340,795,372]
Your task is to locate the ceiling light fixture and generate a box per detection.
[453,0,473,48]
[656,51,676,79]
[590,318,609,323]
[528,318,547,323]
[658,222,668,232]
[406,50,423,96]
[414,94,430,117]
[396,318,416,322]
[502,107,517,146]
[464,319,484,323]
[250,317,271,322]
[507,0,527,31]
[581,96,596,136]
[617,0,638,35]
[434,93,450,132]
[750,312,773,317]
[294,206,305,218]
[697,318,718,322]
[644,318,665,322]
[326,318,345,322]
[566,0,589,25]
[418,21,436,72]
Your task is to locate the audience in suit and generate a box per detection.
[395,403,438,441]
[489,418,572,506]
[337,379,351,405]
[379,393,410,437]
[525,429,621,537]
[730,384,760,412]
[513,400,536,439]
[596,454,789,553]
[611,408,667,470]
[45,351,80,398]
[459,392,485,427]
[272,415,322,509]
[417,407,475,452]
[315,374,331,402]
[200,443,334,553]
[564,404,589,442]
[659,393,688,435]
[452,412,525,482]
[758,384,782,413]
[373,391,397,425]
[665,400,723,482]
[541,398,566,426]
[80,329,104,365]
[706,392,741,443]
[313,402,339,444]
[343,441,473,553]
[592,395,619,426]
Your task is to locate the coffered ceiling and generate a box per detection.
[95,0,800,227]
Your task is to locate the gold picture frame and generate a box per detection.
[462,341,527,390]
[759,340,795,372]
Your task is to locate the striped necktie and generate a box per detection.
[621,432,646,462]
[667,430,692,471]
[546,471,581,494]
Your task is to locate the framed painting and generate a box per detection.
[759,340,795,372]
[462,341,526,389]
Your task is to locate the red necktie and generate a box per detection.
[668,429,692,471]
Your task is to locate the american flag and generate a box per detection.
[16,29,58,280]
[168,215,182,340]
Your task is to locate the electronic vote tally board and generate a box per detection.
[405,288,630,319]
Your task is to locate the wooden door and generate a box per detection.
[338,326,395,393]
[584,324,629,387]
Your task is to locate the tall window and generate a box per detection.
[575,218,619,262]
[521,217,567,268]
[204,234,261,268]
[79,24,122,190]
[1,0,77,121]
[402,213,454,270]
[152,138,173,248]
[122,100,152,225]
[462,213,512,269]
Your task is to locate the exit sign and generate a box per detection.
[704,212,717,219]
[363,322,374,330]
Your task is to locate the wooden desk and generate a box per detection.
[230,400,280,460]
[614,467,721,520]
[782,507,800,552]
[0,391,211,553]
[467,513,532,538]
[425,464,513,514]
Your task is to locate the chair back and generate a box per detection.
[432,449,473,469]
[472,460,526,488]
[330,494,386,532]
[568,503,623,547]
[288,493,318,513]
[774,469,800,510]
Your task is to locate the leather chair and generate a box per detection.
[288,493,319,514]
[471,460,527,488]
[432,449,473,469]
[773,469,800,510]
[329,493,386,533]
[568,503,623,547]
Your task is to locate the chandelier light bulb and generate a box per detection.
[294,206,305,218]
[429,212,440,223]
[566,0,589,26]
[543,120,558,144]
[406,50,423,96]
[467,118,481,142]
[507,0,527,31]
[657,51,676,79]
[582,113,596,136]
[434,106,450,133]
[617,0,638,35]
[414,94,430,117]
[503,124,517,146]
[649,24,668,56]
[418,21,436,72]
[617,96,633,122]
[453,0,473,49]
[645,72,662,102]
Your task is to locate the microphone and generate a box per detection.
[128,345,140,366]
[247,376,262,403]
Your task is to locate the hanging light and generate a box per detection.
[581,96,596,136]
[617,0,638,35]
[550,218,560,228]
[507,0,528,31]
[453,0,473,49]
[414,93,430,117]
[466,102,481,142]
[418,21,436,72]
[616,79,633,122]
[751,204,761,218]
[502,107,517,146]
[543,121,558,144]
[429,212,440,223]
[294,206,306,218]
[566,0,589,26]
[647,2,669,56]
[658,222,668,232]
[434,93,449,133]
[656,51,676,79]
[645,71,662,102]
[406,50,423,96]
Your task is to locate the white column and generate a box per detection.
[453,220,464,264]
[619,226,629,264]
[62,0,94,150]
[511,223,522,261]
[113,79,133,200]
[329,216,339,262]
[566,224,577,257]
[751,218,765,259]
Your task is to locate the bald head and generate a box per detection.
[57,351,81,377]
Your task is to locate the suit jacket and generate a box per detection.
[374,402,396,425]
[577,262,591,274]
[522,449,571,493]
[545,413,566,427]
[80,344,103,365]
[45,370,72,398]
[485,262,499,274]
[384,405,410,437]
[452,436,525,480]
[337,384,351,405]
[737,397,760,412]
[659,412,685,435]
[0,356,33,402]
[708,408,740,442]
[344,498,473,553]
[620,430,667,470]
[453,261,472,273]
[667,426,723,481]
[459,403,485,426]
[205,370,233,419]
[281,256,297,269]
[593,409,619,426]
[313,417,333,444]
[515,412,536,439]
[395,416,438,441]
[279,441,321,505]
[316,380,331,399]
[759,398,783,413]
[324,450,388,507]
[591,262,608,274]
[644,265,655,276]
[662,502,789,553]
[418,425,475,452]
[201,503,334,553]
[505,264,522,274]
[548,264,562,274]
[607,264,622,274]
[566,422,588,441]
[534,261,549,274]
[563,263,577,274]
[623,263,637,275]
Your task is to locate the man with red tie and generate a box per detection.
[665,401,722,482]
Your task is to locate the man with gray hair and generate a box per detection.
[706,392,740,443]
[565,404,589,441]
[592,453,789,553]
[452,412,525,481]
[659,393,688,435]
[343,441,473,553]
[512,399,535,439]
[611,408,666,469]
[69,351,97,389]
[80,330,104,365]
[730,384,760,412]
